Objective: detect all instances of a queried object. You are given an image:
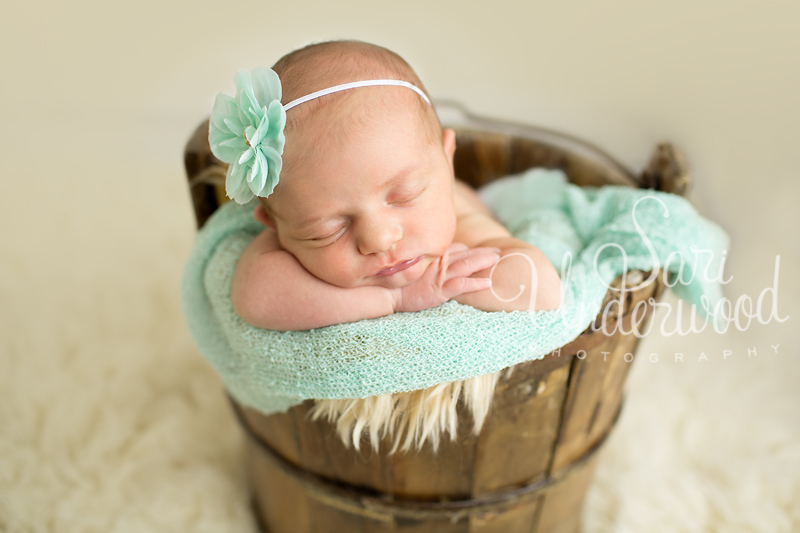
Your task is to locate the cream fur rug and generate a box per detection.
[1,166,798,531]
[4,278,799,532]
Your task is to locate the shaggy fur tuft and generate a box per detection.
[309,369,510,453]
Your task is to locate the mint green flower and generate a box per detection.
[209,67,286,204]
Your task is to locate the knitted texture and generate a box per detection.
[181,168,730,415]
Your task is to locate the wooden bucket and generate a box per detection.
[184,102,690,533]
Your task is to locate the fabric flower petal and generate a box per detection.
[250,66,282,108]
[225,158,248,201]
[210,133,247,164]
[244,125,257,145]
[247,164,267,198]
[248,149,268,194]
[223,117,245,136]
[230,156,255,204]
[210,94,241,135]
[264,101,286,153]
[234,70,263,127]
[238,147,255,165]
[250,113,270,147]
[218,136,247,150]
[210,95,246,162]
[249,149,262,183]
[231,176,254,204]
[210,66,286,204]
[261,145,283,197]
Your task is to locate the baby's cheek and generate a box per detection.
[442,221,458,250]
[292,249,335,282]
[423,213,455,245]
[441,209,458,243]
[418,256,437,272]
[312,254,352,285]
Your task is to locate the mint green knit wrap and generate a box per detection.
[181,169,730,415]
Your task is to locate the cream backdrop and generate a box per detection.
[1,0,798,531]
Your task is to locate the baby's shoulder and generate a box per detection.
[453,179,511,246]
[454,178,493,218]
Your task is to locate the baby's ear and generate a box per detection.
[253,205,276,230]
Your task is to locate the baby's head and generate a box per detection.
[256,41,458,289]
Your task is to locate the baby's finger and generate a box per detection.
[445,249,500,279]
[446,246,501,264]
[442,276,492,299]
[446,242,469,254]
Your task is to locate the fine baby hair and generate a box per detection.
[209,40,439,207]
[218,38,517,333]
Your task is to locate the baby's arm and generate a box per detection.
[451,180,563,312]
[232,230,499,331]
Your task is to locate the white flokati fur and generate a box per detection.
[3,159,799,531]
[309,369,509,453]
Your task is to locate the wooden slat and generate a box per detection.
[394,516,469,533]
[240,406,301,466]
[184,116,686,531]
[471,356,571,495]
[549,278,660,474]
[390,406,478,499]
[241,270,662,532]
[306,494,394,533]
[248,438,312,533]
[290,401,339,481]
[549,331,614,474]
[535,453,601,533]
[469,495,543,533]
[318,418,394,494]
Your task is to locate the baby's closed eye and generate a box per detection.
[388,185,427,206]
[308,225,347,243]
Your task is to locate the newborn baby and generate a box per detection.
[223,41,562,331]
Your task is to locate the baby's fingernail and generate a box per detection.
[491,248,502,253]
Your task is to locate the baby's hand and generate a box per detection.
[394,243,500,313]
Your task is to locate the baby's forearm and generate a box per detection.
[239,285,398,331]
[232,224,502,331]
[232,248,399,331]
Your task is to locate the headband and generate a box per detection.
[208,66,432,204]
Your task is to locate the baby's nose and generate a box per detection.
[356,217,403,255]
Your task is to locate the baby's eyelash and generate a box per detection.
[394,187,426,205]
[310,227,346,242]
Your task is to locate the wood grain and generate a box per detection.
[185,111,688,532]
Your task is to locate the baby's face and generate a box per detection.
[265,94,457,289]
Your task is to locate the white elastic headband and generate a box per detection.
[283,79,432,111]
[209,68,435,204]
